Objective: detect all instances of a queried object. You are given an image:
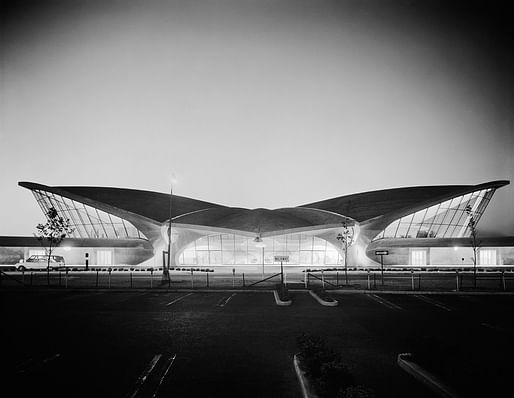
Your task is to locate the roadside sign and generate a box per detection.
[375,250,389,255]
[274,255,289,262]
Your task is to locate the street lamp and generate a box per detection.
[163,174,177,284]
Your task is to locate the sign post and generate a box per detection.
[274,256,289,285]
[375,250,389,285]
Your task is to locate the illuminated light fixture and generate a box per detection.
[63,246,71,251]
[253,236,266,248]
[453,246,459,251]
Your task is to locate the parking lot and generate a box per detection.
[1,289,513,397]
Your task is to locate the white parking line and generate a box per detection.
[127,353,177,398]
[151,354,176,398]
[216,293,236,307]
[367,294,403,310]
[414,295,453,311]
[165,293,193,306]
[60,292,104,301]
[127,354,161,398]
[480,323,510,332]
[16,353,61,374]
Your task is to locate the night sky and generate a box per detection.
[1,0,513,236]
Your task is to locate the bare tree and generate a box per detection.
[36,207,74,271]
[465,204,480,288]
[336,222,354,285]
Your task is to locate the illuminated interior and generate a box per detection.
[32,190,146,240]
[178,233,343,266]
[372,188,495,241]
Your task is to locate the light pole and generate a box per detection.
[163,175,176,283]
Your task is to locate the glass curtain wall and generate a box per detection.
[32,189,146,240]
[372,189,495,241]
[178,233,342,266]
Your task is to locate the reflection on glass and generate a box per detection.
[178,232,342,266]
[372,189,496,241]
[31,189,146,240]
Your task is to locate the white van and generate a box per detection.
[16,255,66,271]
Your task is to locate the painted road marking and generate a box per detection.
[60,292,104,301]
[127,354,177,398]
[151,354,176,398]
[127,354,162,398]
[414,295,453,311]
[480,323,511,333]
[16,353,61,374]
[366,294,403,310]
[165,293,193,306]
[216,293,237,307]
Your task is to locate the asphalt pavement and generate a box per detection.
[1,290,512,397]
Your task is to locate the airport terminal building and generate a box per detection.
[1,180,513,269]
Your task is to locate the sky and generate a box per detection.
[1,0,513,237]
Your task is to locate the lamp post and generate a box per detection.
[163,175,176,283]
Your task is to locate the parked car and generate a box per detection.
[16,255,66,271]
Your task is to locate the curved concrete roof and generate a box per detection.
[172,207,354,234]
[19,180,509,235]
[19,182,226,222]
[301,180,509,223]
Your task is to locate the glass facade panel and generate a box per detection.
[264,252,275,264]
[182,248,197,265]
[274,236,287,252]
[178,232,343,266]
[197,251,210,266]
[372,188,497,241]
[300,235,313,250]
[210,251,222,264]
[208,235,221,250]
[234,251,247,264]
[299,251,312,264]
[396,222,411,238]
[96,250,112,266]
[221,235,234,251]
[247,251,262,265]
[222,251,234,265]
[412,208,427,223]
[31,189,146,240]
[286,235,300,251]
[479,249,496,265]
[288,251,300,264]
[196,237,210,251]
[312,251,324,265]
[411,249,427,266]
[324,249,339,265]
[383,220,400,238]
[312,237,327,250]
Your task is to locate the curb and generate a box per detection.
[308,290,339,306]
[293,354,318,398]
[397,353,460,398]
[273,290,292,306]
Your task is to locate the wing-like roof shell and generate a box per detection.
[301,180,509,222]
